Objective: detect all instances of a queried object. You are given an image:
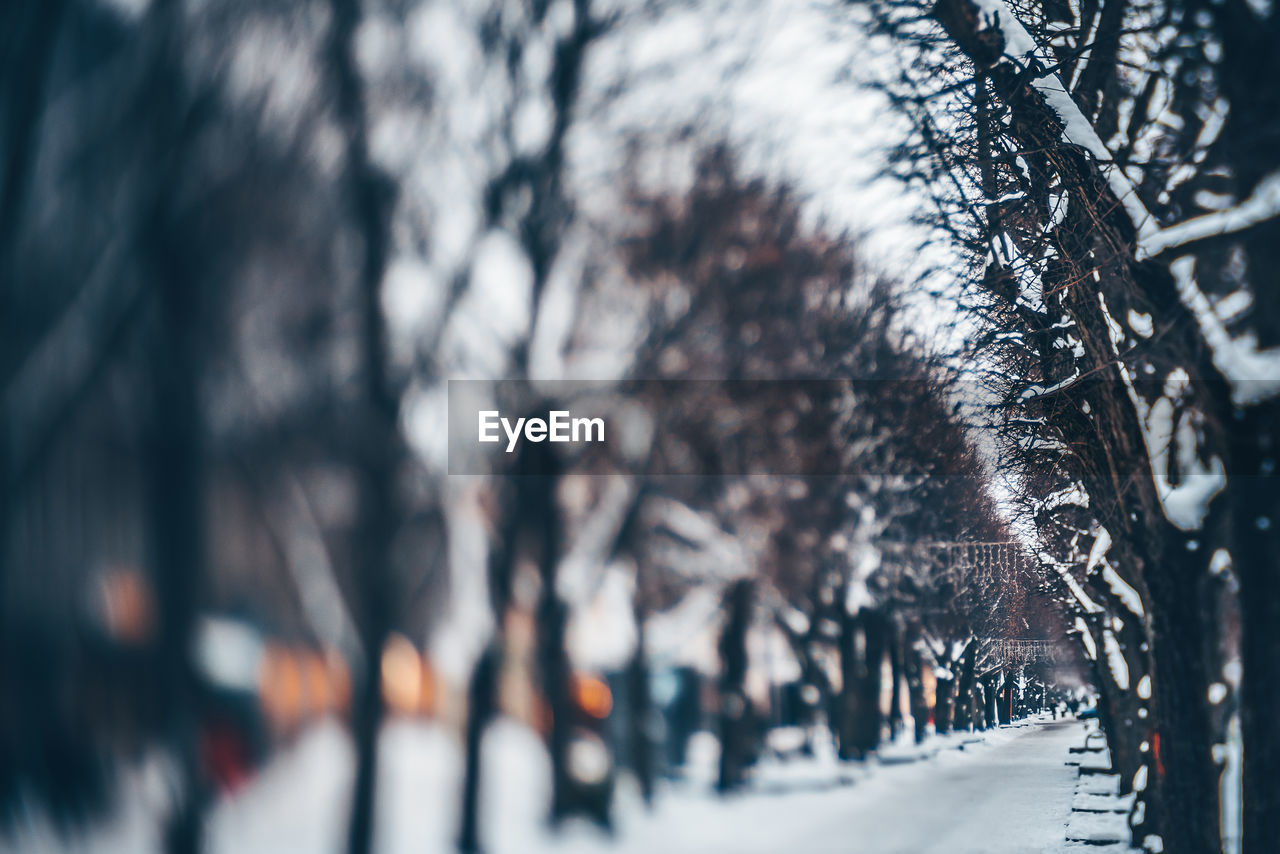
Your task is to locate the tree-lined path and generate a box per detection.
[4,0,1273,852]
[565,720,1086,854]
[819,721,1081,854]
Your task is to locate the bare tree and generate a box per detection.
[865,0,1280,848]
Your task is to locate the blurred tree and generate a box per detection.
[610,146,1065,777]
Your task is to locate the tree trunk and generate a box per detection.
[148,275,207,854]
[345,437,395,854]
[458,442,561,846]
[458,646,498,853]
[905,643,929,744]
[934,673,955,736]
[626,629,655,805]
[326,1,400,852]
[853,609,888,755]
[973,680,987,731]
[953,639,978,732]
[1080,612,1145,798]
[132,7,210,851]
[1143,539,1220,854]
[718,579,754,791]
[835,607,859,759]
[524,451,569,822]
[541,595,573,821]
[1229,402,1280,854]
[888,619,905,740]
[981,674,999,728]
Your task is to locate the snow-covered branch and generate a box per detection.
[1141,170,1280,259]
[963,0,1280,405]
[966,0,1159,244]
[1167,257,1280,404]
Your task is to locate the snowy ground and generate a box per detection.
[2,717,1092,854]
[586,719,1086,854]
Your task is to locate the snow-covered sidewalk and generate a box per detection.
[3,716,1094,854]
[569,718,1085,854]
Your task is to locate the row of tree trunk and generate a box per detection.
[768,604,1033,783]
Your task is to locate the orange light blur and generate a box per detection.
[381,633,422,716]
[302,651,332,715]
[573,674,612,719]
[326,647,352,713]
[259,644,305,733]
[418,657,437,716]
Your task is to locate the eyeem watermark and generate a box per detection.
[479,410,605,453]
[450,378,1236,476]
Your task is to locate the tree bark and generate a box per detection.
[148,250,207,854]
[934,674,955,736]
[854,609,888,755]
[141,18,209,847]
[1141,537,1219,854]
[836,606,859,759]
[458,647,498,853]
[887,619,905,740]
[328,0,400,843]
[625,600,655,805]
[718,579,754,791]
[1228,402,1280,854]
[953,638,978,732]
[905,640,930,744]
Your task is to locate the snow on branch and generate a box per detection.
[1032,481,1090,514]
[1141,170,1280,259]
[644,496,752,581]
[962,0,1280,404]
[1073,617,1098,660]
[1168,257,1280,405]
[1039,550,1102,614]
[1102,564,1145,619]
[1101,628,1130,690]
[1085,525,1111,574]
[1017,366,1081,403]
[1119,365,1227,530]
[1086,525,1145,618]
[965,0,1160,244]
[556,475,637,605]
